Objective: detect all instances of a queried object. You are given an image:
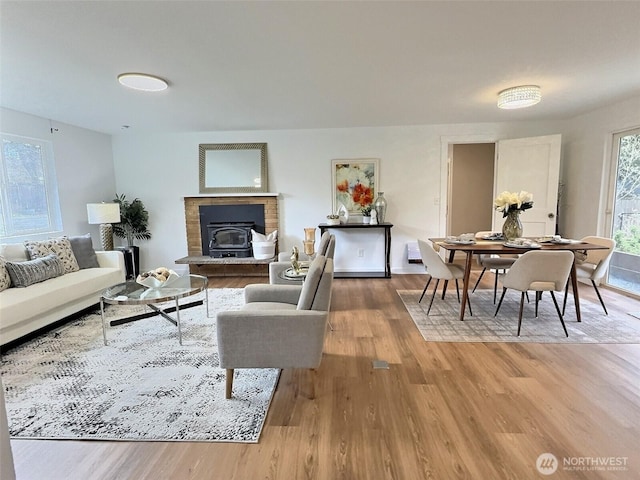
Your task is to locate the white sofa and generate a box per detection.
[0,246,125,347]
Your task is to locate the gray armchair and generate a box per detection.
[269,232,335,285]
[217,255,334,399]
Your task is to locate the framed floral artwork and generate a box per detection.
[331,158,379,215]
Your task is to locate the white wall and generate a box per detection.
[112,120,562,274]
[0,108,116,247]
[559,95,640,239]
[6,95,637,273]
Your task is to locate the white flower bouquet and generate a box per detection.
[494,191,534,217]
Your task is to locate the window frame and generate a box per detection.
[0,132,63,241]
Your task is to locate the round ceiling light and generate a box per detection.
[117,73,168,92]
[497,85,541,109]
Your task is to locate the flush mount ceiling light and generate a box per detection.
[117,73,168,92]
[497,85,541,109]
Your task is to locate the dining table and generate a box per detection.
[428,236,609,323]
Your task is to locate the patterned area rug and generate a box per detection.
[398,289,640,343]
[1,288,280,442]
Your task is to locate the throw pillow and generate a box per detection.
[5,254,65,288]
[0,256,11,292]
[68,233,100,269]
[24,237,80,274]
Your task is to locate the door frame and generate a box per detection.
[440,134,498,236]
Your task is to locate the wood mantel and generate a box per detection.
[180,195,279,276]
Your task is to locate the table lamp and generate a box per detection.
[87,203,121,251]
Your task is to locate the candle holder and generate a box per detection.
[304,227,316,258]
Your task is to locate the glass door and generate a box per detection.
[607,128,640,295]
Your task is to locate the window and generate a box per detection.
[0,133,62,240]
[606,127,640,296]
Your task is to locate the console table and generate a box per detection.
[318,222,393,278]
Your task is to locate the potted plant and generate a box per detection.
[112,194,152,278]
[361,205,372,224]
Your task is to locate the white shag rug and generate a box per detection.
[0,288,280,443]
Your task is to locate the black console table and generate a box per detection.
[318,222,393,278]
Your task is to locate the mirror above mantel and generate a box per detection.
[199,142,268,194]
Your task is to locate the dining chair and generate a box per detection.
[471,230,518,303]
[494,250,574,337]
[417,239,472,316]
[562,235,616,315]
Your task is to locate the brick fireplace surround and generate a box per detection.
[176,195,279,276]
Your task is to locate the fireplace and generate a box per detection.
[207,222,254,258]
[199,204,265,257]
[180,195,279,276]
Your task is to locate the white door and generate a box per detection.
[492,134,561,237]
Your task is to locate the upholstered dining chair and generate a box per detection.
[471,231,518,303]
[217,255,334,399]
[269,232,335,285]
[494,250,574,337]
[417,239,472,316]
[562,235,616,315]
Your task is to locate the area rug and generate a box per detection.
[398,289,640,343]
[0,288,280,443]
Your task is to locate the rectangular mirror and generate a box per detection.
[199,143,268,193]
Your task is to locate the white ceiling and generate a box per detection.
[1,1,639,135]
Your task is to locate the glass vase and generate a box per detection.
[502,210,523,241]
[373,192,388,223]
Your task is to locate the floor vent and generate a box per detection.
[372,360,389,369]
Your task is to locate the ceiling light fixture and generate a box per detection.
[497,85,541,109]
[117,73,168,92]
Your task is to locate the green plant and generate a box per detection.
[112,193,152,246]
[614,226,640,255]
[360,205,372,216]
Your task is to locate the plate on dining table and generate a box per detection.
[444,239,476,245]
[481,233,505,241]
[503,241,541,249]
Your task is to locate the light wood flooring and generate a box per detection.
[8,273,640,480]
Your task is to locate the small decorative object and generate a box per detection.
[370,209,378,225]
[291,246,301,273]
[494,191,534,241]
[336,203,349,224]
[326,214,340,226]
[373,191,388,223]
[360,205,372,224]
[303,227,316,257]
[136,267,179,288]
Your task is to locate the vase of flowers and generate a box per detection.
[494,191,533,241]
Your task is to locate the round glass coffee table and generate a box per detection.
[100,274,209,346]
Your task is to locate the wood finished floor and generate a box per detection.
[8,273,640,480]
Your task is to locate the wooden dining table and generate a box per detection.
[428,237,609,322]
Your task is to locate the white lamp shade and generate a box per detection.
[87,203,121,224]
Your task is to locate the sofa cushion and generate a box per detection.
[5,254,65,287]
[0,256,11,292]
[24,236,80,274]
[69,233,99,269]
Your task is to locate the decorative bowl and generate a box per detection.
[136,269,179,288]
